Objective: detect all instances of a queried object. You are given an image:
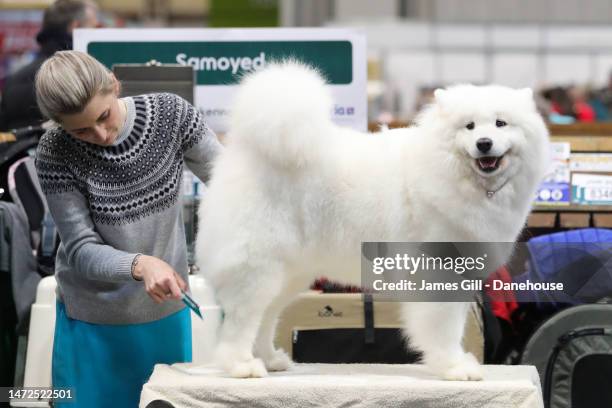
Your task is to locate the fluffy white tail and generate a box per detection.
[228,61,334,167]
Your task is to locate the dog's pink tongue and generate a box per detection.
[478,157,498,169]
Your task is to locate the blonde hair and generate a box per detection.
[35,50,115,122]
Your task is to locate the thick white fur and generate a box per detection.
[195,62,550,380]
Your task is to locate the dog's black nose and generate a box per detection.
[476,138,493,153]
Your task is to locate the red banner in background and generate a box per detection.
[0,10,42,87]
[0,20,40,54]
[0,10,42,54]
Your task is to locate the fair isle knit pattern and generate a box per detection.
[34,92,220,324]
[37,93,207,225]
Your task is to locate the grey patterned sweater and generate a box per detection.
[35,93,221,324]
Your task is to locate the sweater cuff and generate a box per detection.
[115,253,140,281]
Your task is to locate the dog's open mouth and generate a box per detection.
[475,156,503,173]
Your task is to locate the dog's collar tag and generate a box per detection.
[486,191,495,198]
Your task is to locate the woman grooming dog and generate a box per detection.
[34,50,221,407]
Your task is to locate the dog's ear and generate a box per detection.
[433,88,450,112]
[517,88,533,101]
[433,88,447,104]
[517,88,536,110]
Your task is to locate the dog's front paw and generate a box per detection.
[431,353,483,381]
[263,349,293,372]
[229,358,268,378]
[216,343,269,378]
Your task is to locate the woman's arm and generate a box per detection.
[43,185,138,282]
[176,95,223,183]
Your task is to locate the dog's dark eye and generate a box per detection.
[466,122,475,130]
[496,119,507,127]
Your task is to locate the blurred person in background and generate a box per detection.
[586,85,609,121]
[0,0,99,132]
[597,70,612,120]
[542,86,576,124]
[567,85,595,122]
[533,87,553,119]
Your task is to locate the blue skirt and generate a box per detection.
[52,301,192,408]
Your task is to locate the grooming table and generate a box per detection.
[140,363,543,408]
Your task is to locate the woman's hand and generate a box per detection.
[132,255,187,304]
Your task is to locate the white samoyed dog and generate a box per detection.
[195,62,550,380]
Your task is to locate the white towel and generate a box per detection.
[140,363,543,408]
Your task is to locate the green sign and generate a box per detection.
[88,41,353,85]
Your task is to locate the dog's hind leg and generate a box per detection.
[400,302,483,381]
[253,278,308,372]
[253,297,294,372]
[213,262,285,378]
